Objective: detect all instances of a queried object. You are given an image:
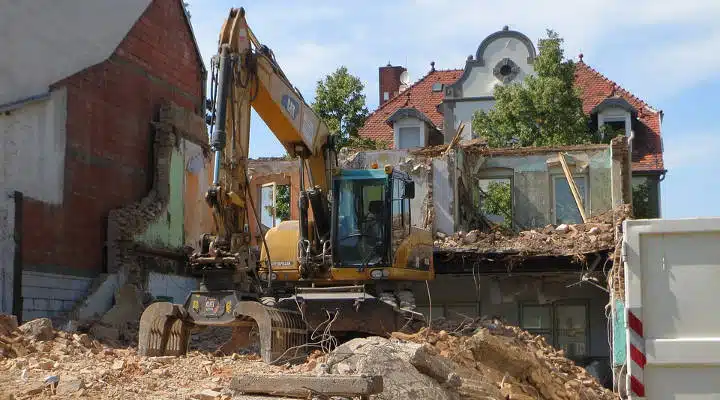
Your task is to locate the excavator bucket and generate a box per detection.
[138,302,192,357]
[233,301,308,364]
[138,297,307,364]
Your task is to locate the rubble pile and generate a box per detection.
[0,316,282,399]
[435,208,625,256]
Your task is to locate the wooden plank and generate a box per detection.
[230,374,383,397]
[557,152,588,223]
[443,122,465,157]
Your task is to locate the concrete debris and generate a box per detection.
[17,318,54,342]
[0,314,617,399]
[555,224,570,233]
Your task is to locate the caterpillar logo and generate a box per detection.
[271,261,292,267]
[281,95,299,120]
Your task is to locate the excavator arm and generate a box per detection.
[193,7,334,281]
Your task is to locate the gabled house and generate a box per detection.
[359,27,665,218]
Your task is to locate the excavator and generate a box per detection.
[138,7,434,364]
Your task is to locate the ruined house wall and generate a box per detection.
[411,273,610,359]
[457,146,618,230]
[0,192,16,315]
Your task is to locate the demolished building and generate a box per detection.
[0,0,210,322]
[246,135,632,387]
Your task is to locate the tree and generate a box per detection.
[480,181,512,229]
[472,30,589,148]
[632,181,652,219]
[313,67,384,150]
[274,185,290,222]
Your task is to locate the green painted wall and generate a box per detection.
[612,299,626,366]
[135,146,185,248]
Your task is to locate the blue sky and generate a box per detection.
[185,0,720,219]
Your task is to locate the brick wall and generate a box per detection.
[23,0,204,276]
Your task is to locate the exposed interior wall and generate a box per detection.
[457,145,619,230]
[183,141,214,249]
[147,271,197,303]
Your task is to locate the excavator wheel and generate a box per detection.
[138,302,193,357]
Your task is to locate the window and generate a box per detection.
[632,176,660,219]
[431,82,444,92]
[398,126,421,149]
[259,183,290,230]
[477,178,512,229]
[553,176,587,225]
[521,302,589,359]
[334,178,387,266]
[383,91,390,101]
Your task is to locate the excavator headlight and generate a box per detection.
[270,272,278,280]
[384,165,393,174]
[370,269,383,279]
[382,269,390,277]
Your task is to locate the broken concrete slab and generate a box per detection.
[18,318,54,341]
[316,336,455,400]
[230,374,383,397]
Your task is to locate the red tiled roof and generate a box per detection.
[574,62,664,172]
[360,63,664,173]
[358,69,463,143]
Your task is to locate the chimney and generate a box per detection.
[379,64,407,106]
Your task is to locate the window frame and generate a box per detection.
[476,173,514,229]
[598,109,632,138]
[519,300,590,360]
[551,174,589,225]
[393,118,426,150]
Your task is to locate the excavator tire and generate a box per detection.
[138,302,192,357]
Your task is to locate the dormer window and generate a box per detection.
[591,97,637,139]
[432,82,444,92]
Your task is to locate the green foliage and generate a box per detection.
[274,185,290,222]
[471,30,590,148]
[480,181,512,229]
[313,66,381,150]
[632,181,652,219]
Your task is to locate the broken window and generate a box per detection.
[478,178,512,229]
[260,183,290,230]
[521,302,589,359]
[391,178,411,252]
[553,176,587,225]
[398,126,421,149]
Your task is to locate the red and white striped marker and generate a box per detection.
[627,308,645,398]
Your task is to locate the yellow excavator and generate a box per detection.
[138,7,434,364]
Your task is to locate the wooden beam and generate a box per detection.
[558,152,588,223]
[443,122,465,157]
[230,374,383,398]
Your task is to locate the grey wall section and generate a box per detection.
[432,158,454,234]
[412,273,610,358]
[21,271,93,321]
[0,191,15,314]
[0,0,151,104]
[147,271,198,304]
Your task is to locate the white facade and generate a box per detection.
[393,117,427,150]
[0,89,68,204]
